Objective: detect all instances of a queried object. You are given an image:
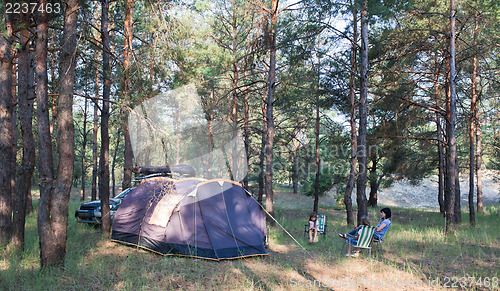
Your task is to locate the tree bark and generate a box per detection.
[473,5,483,214]
[36,0,55,265]
[468,8,478,226]
[243,72,250,189]
[313,95,320,213]
[356,0,369,225]
[344,0,357,226]
[476,117,483,212]
[112,130,121,197]
[468,100,476,226]
[368,152,378,207]
[123,124,133,190]
[38,0,79,267]
[52,0,78,262]
[265,0,279,225]
[258,101,266,204]
[92,57,99,201]
[26,36,35,215]
[454,169,461,223]
[445,0,457,234]
[292,149,299,193]
[437,116,445,214]
[13,11,36,250]
[0,11,14,245]
[11,62,17,222]
[122,0,135,190]
[99,0,111,234]
[80,97,88,201]
[206,115,214,179]
[231,46,239,182]
[434,56,445,215]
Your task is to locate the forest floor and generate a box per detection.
[1,177,499,290]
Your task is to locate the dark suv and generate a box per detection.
[75,165,195,225]
[75,187,135,225]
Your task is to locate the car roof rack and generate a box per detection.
[133,172,172,183]
[131,165,196,183]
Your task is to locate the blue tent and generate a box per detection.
[111,178,267,260]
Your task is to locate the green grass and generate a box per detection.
[1,194,499,290]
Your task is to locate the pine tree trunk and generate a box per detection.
[26,38,35,215]
[468,95,476,226]
[92,58,99,201]
[80,97,88,201]
[434,58,445,215]
[36,0,55,265]
[356,0,369,224]
[437,116,445,214]
[52,0,78,262]
[445,0,458,234]
[123,125,133,189]
[231,90,238,181]
[473,5,483,214]
[0,12,14,245]
[265,0,279,225]
[231,52,239,182]
[122,0,135,190]
[313,98,320,213]
[11,61,17,216]
[476,119,483,212]
[99,0,111,234]
[344,0,357,226]
[38,0,79,267]
[258,102,266,204]
[243,76,250,189]
[206,115,214,179]
[112,130,121,197]
[292,149,299,193]
[368,153,378,207]
[13,12,36,250]
[468,8,478,226]
[454,170,461,223]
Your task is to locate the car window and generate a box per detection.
[115,187,134,199]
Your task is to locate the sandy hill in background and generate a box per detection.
[274,170,500,210]
[377,170,500,209]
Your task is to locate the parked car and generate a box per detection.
[75,187,135,225]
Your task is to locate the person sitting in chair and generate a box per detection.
[373,207,391,241]
[339,208,392,256]
[342,216,370,257]
[308,213,319,243]
[339,208,392,241]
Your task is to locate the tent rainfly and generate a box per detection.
[111,178,267,260]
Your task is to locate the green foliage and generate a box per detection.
[301,164,348,198]
[489,136,500,170]
[301,168,335,197]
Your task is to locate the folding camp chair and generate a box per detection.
[372,225,391,256]
[372,237,384,255]
[341,225,376,257]
[304,215,328,238]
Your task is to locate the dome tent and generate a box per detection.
[111,177,267,260]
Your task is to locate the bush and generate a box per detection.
[301,168,345,197]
